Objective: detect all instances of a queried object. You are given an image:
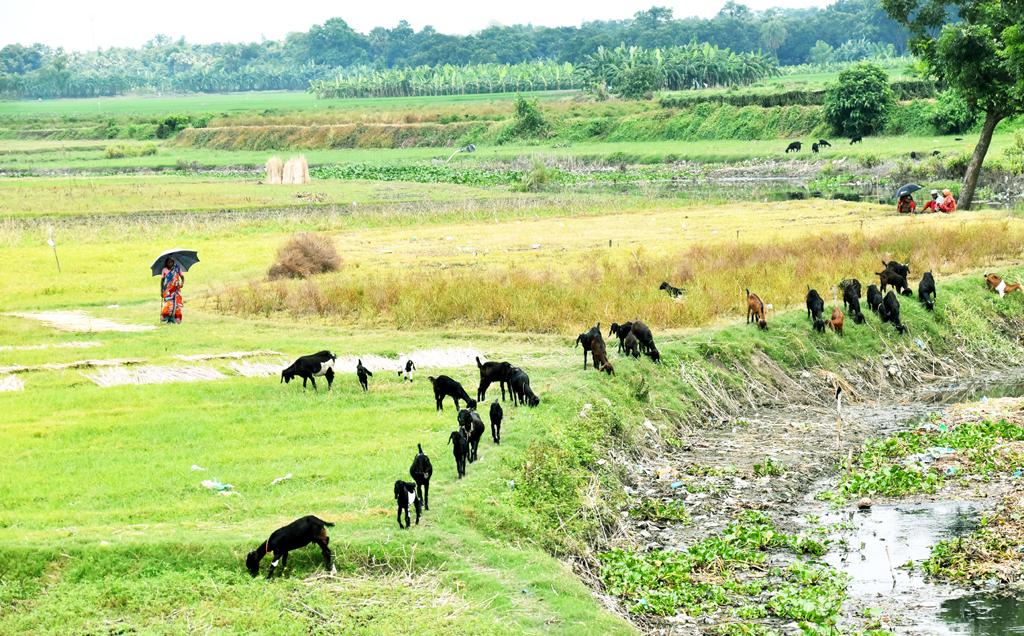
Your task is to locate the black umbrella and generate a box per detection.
[893,183,923,199]
[151,249,200,276]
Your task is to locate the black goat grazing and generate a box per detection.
[812,142,819,153]
[866,284,883,313]
[659,281,685,297]
[448,429,468,478]
[919,271,937,311]
[785,141,802,153]
[281,351,336,391]
[806,286,826,332]
[490,400,503,444]
[882,260,910,279]
[882,291,908,334]
[910,151,918,160]
[508,366,541,406]
[356,359,372,392]
[843,285,866,324]
[246,515,333,579]
[644,346,662,364]
[877,269,912,297]
[394,480,421,529]
[398,359,416,382]
[609,322,633,353]
[428,375,477,411]
[818,139,832,148]
[575,323,601,369]
[458,409,485,463]
[850,135,863,144]
[622,331,641,359]
[631,318,656,353]
[837,278,862,300]
[409,444,432,510]
[476,356,513,402]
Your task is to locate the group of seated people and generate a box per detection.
[897,189,957,214]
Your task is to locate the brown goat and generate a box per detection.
[589,333,616,376]
[745,288,767,330]
[985,274,1022,298]
[828,306,844,337]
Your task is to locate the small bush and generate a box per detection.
[931,89,979,135]
[1003,130,1024,174]
[140,142,157,156]
[156,114,192,139]
[858,153,881,169]
[513,156,553,192]
[615,64,665,100]
[267,232,342,280]
[104,144,140,159]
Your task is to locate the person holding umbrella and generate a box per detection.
[894,183,923,214]
[161,257,185,323]
[151,249,200,324]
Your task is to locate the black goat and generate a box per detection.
[812,142,819,153]
[609,322,633,354]
[622,331,641,358]
[490,400,503,444]
[356,359,372,392]
[919,271,936,311]
[659,281,685,297]
[837,278,862,300]
[785,141,802,153]
[850,135,863,144]
[843,284,866,324]
[508,366,540,406]
[246,515,333,579]
[818,139,832,148]
[281,351,336,391]
[428,375,476,411]
[575,323,601,369]
[398,359,416,383]
[631,318,656,353]
[458,409,485,463]
[448,429,468,479]
[644,347,662,364]
[877,269,912,297]
[882,291,908,334]
[806,286,826,332]
[866,284,883,313]
[394,480,421,529]
[882,260,910,279]
[476,356,513,402]
[409,444,432,510]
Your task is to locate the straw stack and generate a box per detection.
[265,155,283,184]
[282,155,310,184]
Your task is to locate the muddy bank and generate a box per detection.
[593,363,1024,635]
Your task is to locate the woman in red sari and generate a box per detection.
[160,257,185,323]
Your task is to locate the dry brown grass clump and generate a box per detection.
[267,232,342,280]
[265,155,283,184]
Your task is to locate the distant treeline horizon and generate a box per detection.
[0,1,916,100]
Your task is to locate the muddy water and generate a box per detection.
[810,375,1024,634]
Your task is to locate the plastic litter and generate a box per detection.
[201,478,233,491]
[190,465,206,471]
[982,396,989,404]
[670,481,684,489]
[944,467,959,476]
[925,447,956,455]
[914,338,926,350]
[624,486,636,495]
[657,465,678,479]
[271,473,293,485]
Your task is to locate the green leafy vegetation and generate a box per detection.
[823,63,896,137]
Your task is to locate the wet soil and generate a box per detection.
[608,371,1024,634]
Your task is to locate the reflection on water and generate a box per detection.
[920,381,1024,405]
[824,503,982,596]
[939,594,1024,634]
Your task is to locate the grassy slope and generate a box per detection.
[4,189,1024,633]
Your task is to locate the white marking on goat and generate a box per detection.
[407,491,416,506]
[997,280,1007,298]
[314,359,335,377]
[271,559,279,567]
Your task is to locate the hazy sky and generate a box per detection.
[2,0,828,51]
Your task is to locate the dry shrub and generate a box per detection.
[267,232,342,280]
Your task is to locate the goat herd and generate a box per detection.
[246,263,1018,578]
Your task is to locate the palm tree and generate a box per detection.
[760,19,787,60]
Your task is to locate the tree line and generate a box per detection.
[1,1,909,99]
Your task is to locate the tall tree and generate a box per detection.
[881,0,1023,210]
[760,19,787,59]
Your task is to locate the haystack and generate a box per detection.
[265,155,283,184]
[283,155,310,184]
